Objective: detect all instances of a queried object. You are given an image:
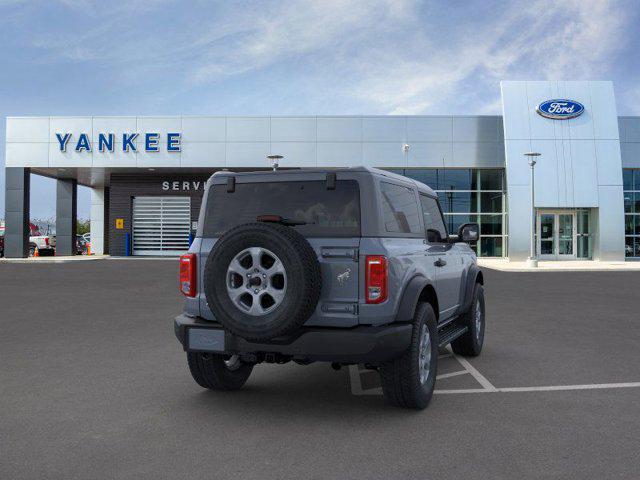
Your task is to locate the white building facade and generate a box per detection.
[4,80,640,260]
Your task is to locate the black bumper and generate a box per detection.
[174,314,412,363]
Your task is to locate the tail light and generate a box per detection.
[365,255,388,304]
[179,254,197,297]
[44,237,49,246]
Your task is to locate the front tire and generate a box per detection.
[380,302,438,409]
[187,352,253,391]
[451,283,485,357]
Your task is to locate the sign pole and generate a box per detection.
[525,152,541,267]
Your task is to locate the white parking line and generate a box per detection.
[448,347,496,391]
[349,366,475,395]
[499,382,640,393]
[435,370,468,380]
[348,353,640,396]
[435,382,640,394]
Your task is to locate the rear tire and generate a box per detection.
[451,283,485,357]
[380,302,438,409]
[187,352,253,391]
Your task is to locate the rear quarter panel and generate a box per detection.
[358,237,435,326]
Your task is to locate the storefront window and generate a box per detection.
[441,169,474,190]
[624,169,640,259]
[390,168,506,257]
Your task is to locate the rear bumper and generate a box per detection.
[174,314,412,363]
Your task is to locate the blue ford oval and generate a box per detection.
[536,99,584,119]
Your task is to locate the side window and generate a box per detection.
[420,195,447,242]
[380,182,422,234]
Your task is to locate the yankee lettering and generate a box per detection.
[55,132,181,152]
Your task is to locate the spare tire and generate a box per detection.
[204,222,321,342]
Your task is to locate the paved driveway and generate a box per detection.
[1,260,639,479]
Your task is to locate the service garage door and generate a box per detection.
[132,196,191,256]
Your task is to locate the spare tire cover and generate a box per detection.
[204,222,321,342]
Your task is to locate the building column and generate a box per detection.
[103,187,109,254]
[55,179,77,256]
[595,187,625,261]
[90,187,105,255]
[4,168,30,258]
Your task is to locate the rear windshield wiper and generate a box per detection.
[256,215,307,226]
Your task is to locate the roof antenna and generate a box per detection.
[267,154,283,171]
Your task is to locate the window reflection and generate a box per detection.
[387,168,506,257]
[623,169,640,259]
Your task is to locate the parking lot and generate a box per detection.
[1,260,639,479]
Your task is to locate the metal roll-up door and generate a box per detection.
[132,196,191,256]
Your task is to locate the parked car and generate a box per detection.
[174,167,485,409]
[29,223,55,256]
[76,235,88,255]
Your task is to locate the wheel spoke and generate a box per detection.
[249,247,263,269]
[227,287,245,302]
[418,325,431,384]
[266,259,285,276]
[228,258,248,276]
[265,287,285,304]
[247,292,265,315]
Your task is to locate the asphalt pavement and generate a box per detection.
[1,260,639,479]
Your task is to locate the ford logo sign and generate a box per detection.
[536,99,584,120]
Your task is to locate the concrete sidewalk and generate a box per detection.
[479,258,640,272]
[0,255,109,264]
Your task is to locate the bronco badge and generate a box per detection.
[337,268,351,286]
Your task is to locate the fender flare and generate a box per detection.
[395,275,431,323]
[460,264,483,314]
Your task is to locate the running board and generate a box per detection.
[438,324,468,348]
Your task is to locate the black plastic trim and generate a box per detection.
[460,264,482,314]
[174,314,412,363]
[394,275,430,324]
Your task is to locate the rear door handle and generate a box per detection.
[434,258,447,267]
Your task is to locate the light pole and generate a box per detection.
[267,154,283,171]
[402,144,410,165]
[525,152,541,267]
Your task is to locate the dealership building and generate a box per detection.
[3,80,640,260]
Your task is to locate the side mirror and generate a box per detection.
[426,228,442,243]
[458,223,479,243]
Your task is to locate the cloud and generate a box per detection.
[348,0,630,113]
[187,0,417,85]
[7,0,635,114]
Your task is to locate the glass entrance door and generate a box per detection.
[539,213,555,256]
[557,213,574,257]
[537,211,577,260]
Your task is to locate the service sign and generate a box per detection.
[536,99,584,120]
[55,132,181,153]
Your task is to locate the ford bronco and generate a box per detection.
[174,167,485,409]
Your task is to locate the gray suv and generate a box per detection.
[174,167,485,409]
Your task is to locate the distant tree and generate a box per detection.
[77,219,90,236]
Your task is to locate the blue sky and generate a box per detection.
[1,0,639,219]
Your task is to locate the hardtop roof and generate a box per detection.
[210,166,437,196]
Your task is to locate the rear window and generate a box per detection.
[204,180,360,237]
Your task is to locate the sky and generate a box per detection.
[1,0,639,220]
